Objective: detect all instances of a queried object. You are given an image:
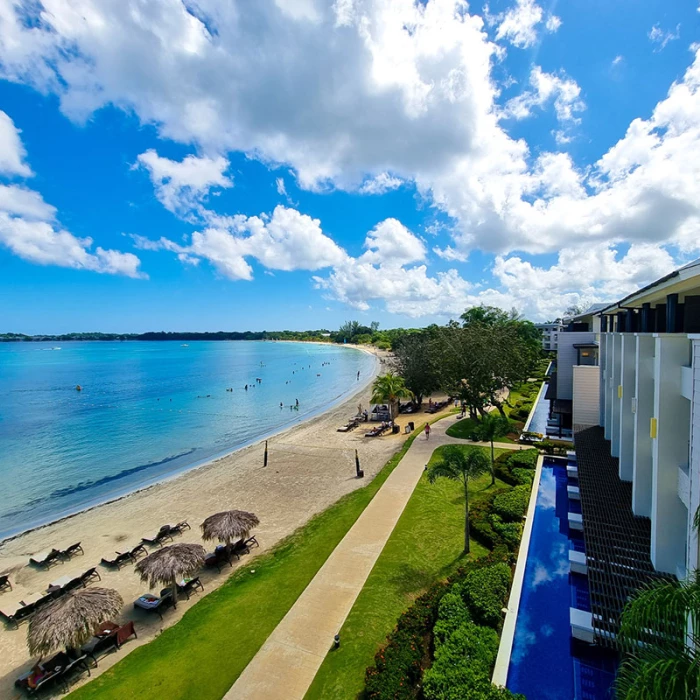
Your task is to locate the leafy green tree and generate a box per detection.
[393,332,440,405]
[475,413,511,486]
[460,305,512,327]
[370,373,413,423]
[615,507,700,699]
[427,446,490,554]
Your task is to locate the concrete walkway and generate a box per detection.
[225,415,521,700]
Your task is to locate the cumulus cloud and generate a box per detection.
[139,205,345,279]
[1,2,700,317]
[359,173,403,195]
[0,110,144,277]
[0,111,32,176]
[135,150,232,217]
[491,0,560,49]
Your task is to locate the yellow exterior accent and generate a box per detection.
[650,417,658,439]
[617,385,623,399]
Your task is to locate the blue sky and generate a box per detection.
[0,0,698,333]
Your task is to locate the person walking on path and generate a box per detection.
[424,423,431,440]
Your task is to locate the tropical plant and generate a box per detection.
[370,372,413,423]
[427,446,490,554]
[475,413,511,485]
[392,332,440,405]
[615,570,700,700]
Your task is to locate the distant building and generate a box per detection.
[534,322,562,351]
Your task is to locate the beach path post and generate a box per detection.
[355,449,363,478]
[264,440,268,467]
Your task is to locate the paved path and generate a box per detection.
[225,415,521,700]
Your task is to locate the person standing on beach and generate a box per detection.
[424,423,431,440]
[357,371,360,381]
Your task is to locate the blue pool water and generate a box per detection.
[507,459,616,699]
[0,341,376,540]
[524,384,549,436]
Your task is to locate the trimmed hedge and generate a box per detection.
[506,450,538,469]
[492,485,531,521]
[461,563,512,628]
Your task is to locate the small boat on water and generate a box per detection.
[181,344,189,347]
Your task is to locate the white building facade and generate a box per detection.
[535,322,562,351]
[597,260,700,579]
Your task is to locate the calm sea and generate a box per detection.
[0,341,376,540]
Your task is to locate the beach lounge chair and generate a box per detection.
[230,539,251,559]
[119,543,148,562]
[133,589,174,620]
[0,575,11,593]
[100,551,133,569]
[81,620,137,662]
[79,567,102,586]
[205,545,234,572]
[59,654,92,691]
[29,549,62,569]
[177,577,204,600]
[170,520,191,536]
[1,601,36,628]
[244,535,259,549]
[16,652,71,696]
[141,525,173,547]
[59,542,84,560]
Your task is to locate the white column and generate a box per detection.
[633,335,654,518]
[599,334,608,428]
[611,334,622,457]
[604,334,615,440]
[651,335,691,575]
[619,334,636,481]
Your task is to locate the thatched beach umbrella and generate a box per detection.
[135,543,206,609]
[201,510,260,547]
[28,587,123,656]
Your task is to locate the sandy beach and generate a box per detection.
[0,347,448,697]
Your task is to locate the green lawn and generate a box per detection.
[445,415,517,443]
[304,445,510,700]
[68,430,424,700]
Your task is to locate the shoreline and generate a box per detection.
[0,342,382,546]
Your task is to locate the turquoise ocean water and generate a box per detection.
[0,341,376,540]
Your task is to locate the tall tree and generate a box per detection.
[475,412,511,486]
[427,446,490,553]
[392,332,440,405]
[370,373,413,423]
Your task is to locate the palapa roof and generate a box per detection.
[135,543,206,587]
[201,510,260,544]
[28,587,123,656]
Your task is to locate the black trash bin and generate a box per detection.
[392,424,400,435]
[408,421,415,432]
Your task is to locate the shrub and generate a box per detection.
[492,485,531,521]
[375,340,391,350]
[432,590,471,647]
[511,467,535,485]
[461,563,512,628]
[506,449,538,469]
[488,514,522,550]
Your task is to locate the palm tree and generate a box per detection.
[475,412,511,486]
[427,445,489,554]
[370,372,413,423]
[615,572,700,699]
[615,505,700,699]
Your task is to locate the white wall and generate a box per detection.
[688,338,700,574]
[557,332,595,400]
[573,365,600,427]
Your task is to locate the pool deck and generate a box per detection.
[492,454,544,686]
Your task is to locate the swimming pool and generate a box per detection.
[506,458,617,699]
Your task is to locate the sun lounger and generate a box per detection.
[47,574,83,594]
[244,535,259,549]
[170,520,191,536]
[60,654,92,691]
[81,620,137,662]
[230,539,251,559]
[117,543,148,562]
[29,549,62,569]
[1,601,36,628]
[205,544,234,572]
[79,567,101,586]
[0,575,11,593]
[177,577,204,600]
[101,551,133,569]
[59,542,84,560]
[15,651,74,695]
[133,589,174,620]
[141,525,174,547]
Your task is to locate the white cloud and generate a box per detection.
[0,111,32,177]
[361,218,425,266]
[0,111,144,277]
[433,244,468,262]
[649,24,680,51]
[359,172,403,195]
[504,66,584,129]
[140,205,345,279]
[493,0,559,49]
[612,55,624,67]
[276,177,287,197]
[135,150,232,217]
[1,1,700,316]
